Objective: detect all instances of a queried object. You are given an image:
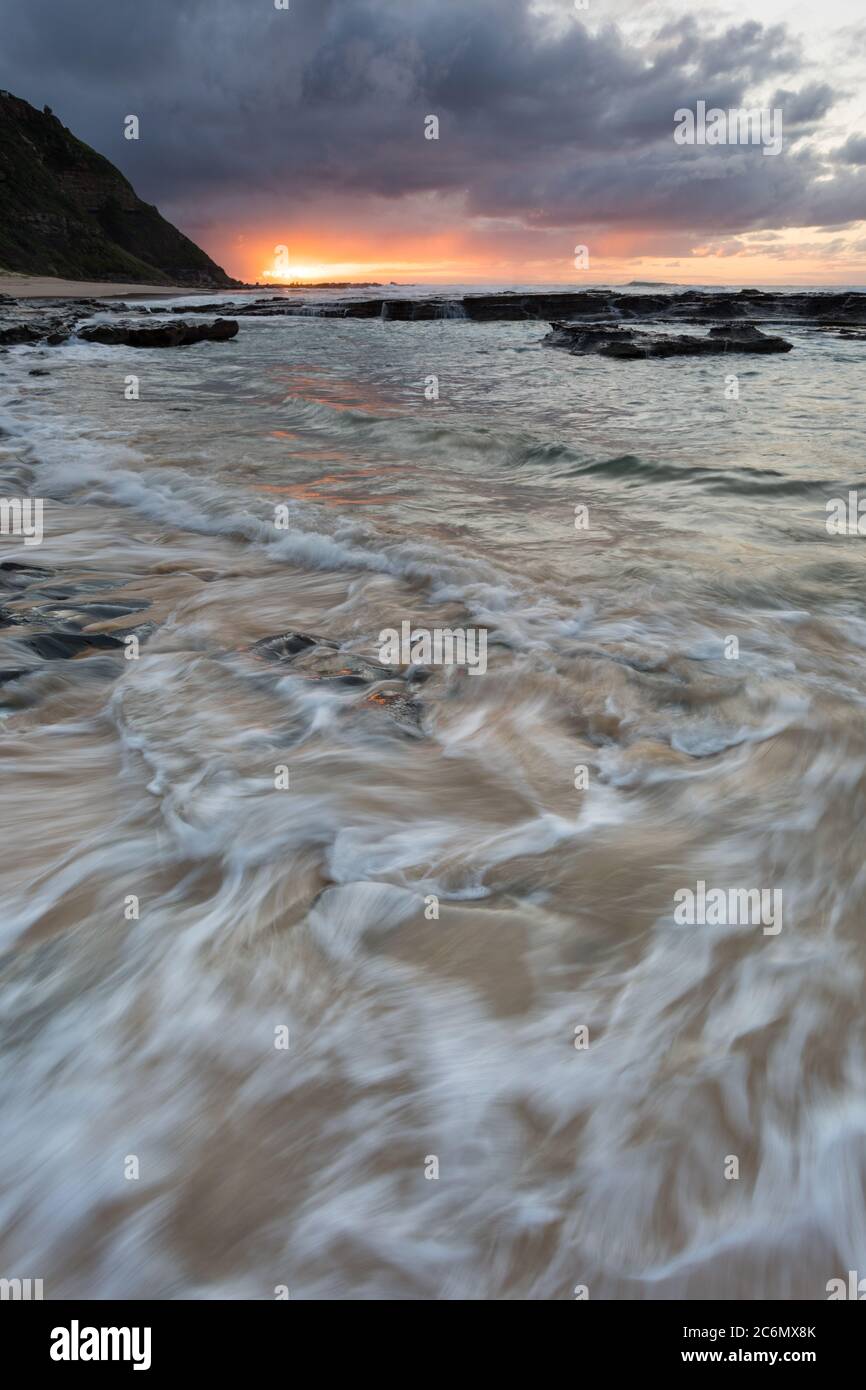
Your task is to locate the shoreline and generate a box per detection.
[0,275,388,300]
[0,274,214,299]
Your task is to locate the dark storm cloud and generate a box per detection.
[835,136,866,167]
[769,83,837,128]
[654,17,802,83]
[0,0,863,237]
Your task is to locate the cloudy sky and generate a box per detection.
[2,0,865,283]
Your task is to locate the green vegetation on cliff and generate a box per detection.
[0,91,237,286]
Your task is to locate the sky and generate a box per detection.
[1,0,866,285]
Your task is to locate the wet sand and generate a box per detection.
[0,274,193,299]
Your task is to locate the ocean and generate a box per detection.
[1,283,865,1298]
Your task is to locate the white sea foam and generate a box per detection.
[2,306,866,1299]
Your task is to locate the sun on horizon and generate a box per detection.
[239,231,866,289]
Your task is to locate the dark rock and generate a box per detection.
[0,298,81,345]
[359,684,424,732]
[25,630,125,660]
[62,601,151,620]
[215,287,866,326]
[77,317,239,348]
[543,320,793,359]
[247,629,428,694]
[0,561,54,586]
[246,630,428,734]
[81,286,866,328]
[25,601,143,630]
[291,648,397,685]
[158,297,302,318]
[0,323,43,344]
[249,630,396,685]
[0,563,155,708]
[249,631,328,662]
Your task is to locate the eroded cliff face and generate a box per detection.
[0,91,237,286]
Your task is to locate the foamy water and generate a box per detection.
[1,287,865,1298]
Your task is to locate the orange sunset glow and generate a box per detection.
[226,225,866,287]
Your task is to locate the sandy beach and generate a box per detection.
[0,273,193,298]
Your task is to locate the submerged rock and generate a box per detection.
[249,631,328,662]
[0,562,153,707]
[543,320,793,359]
[23,630,125,660]
[0,561,54,581]
[248,630,398,684]
[360,684,424,732]
[246,630,428,730]
[77,317,239,348]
